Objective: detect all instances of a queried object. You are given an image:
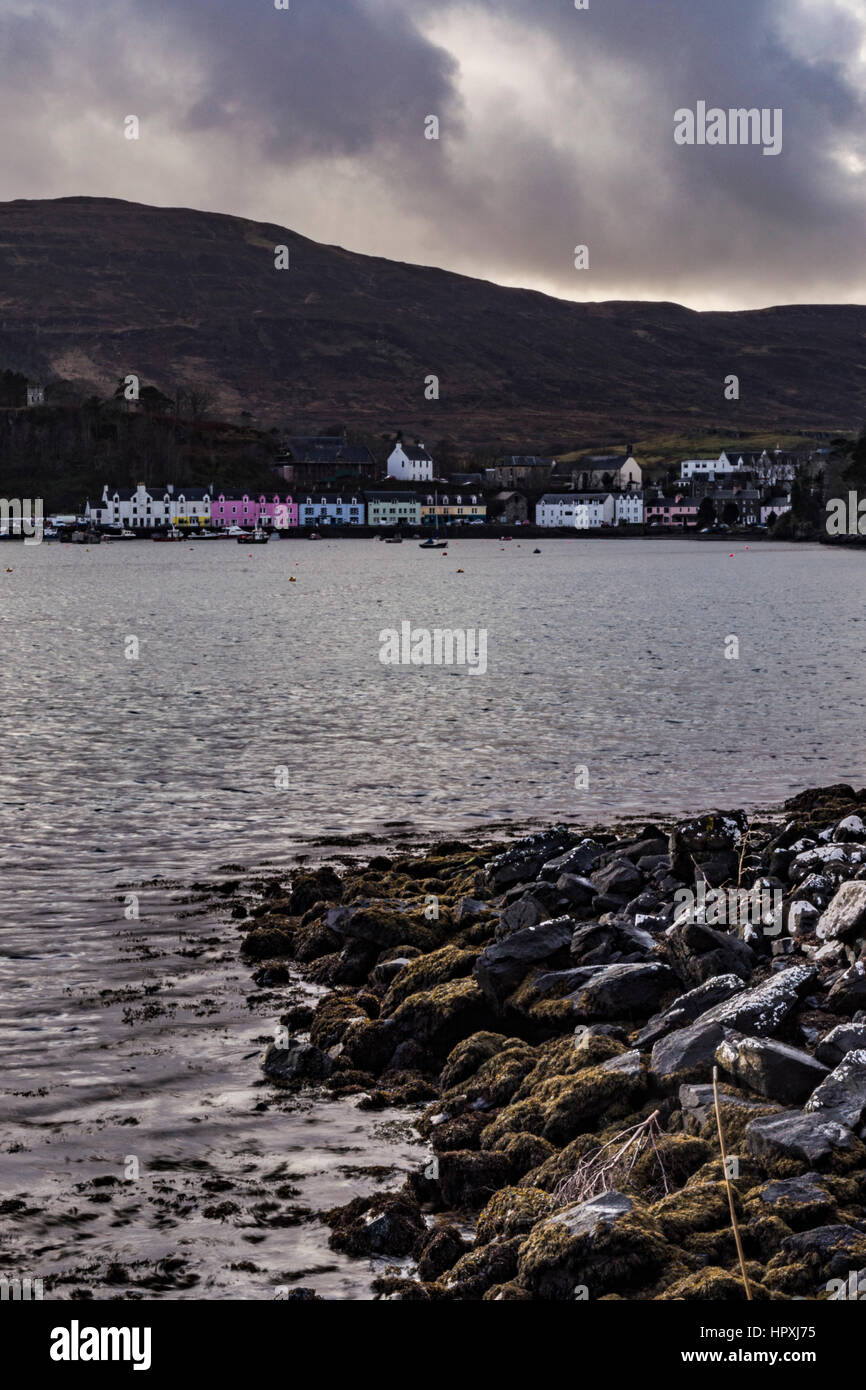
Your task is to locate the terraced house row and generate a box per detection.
[86,485,488,530]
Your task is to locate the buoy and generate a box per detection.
[457,568,464,573]
[289,576,297,582]
[729,553,734,558]
[5,567,12,573]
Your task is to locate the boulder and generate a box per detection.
[591,859,643,900]
[516,1191,669,1299]
[833,814,866,843]
[745,1174,836,1230]
[486,828,572,889]
[714,1035,829,1105]
[805,1049,866,1131]
[473,918,573,1009]
[474,1186,554,1245]
[745,1109,861,1171]
[636,974,744,1047]
[261,1038,334,1084]
[678,1082,774,1137]
[389,977,490,1051]
[815,1023,866,1068]
[826,963,866,1016]
[667,919,755,985]
[692,964,815,1037]
[326,1192,425,1257]
[650,1019,729,1090]
[538,841,604,881]
[566,961,675,1021]
[817,882,866,942]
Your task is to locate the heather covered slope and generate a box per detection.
[1,196,865,440]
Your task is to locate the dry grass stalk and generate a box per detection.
[713,1065,753,1300]
[553,1110,671,1207]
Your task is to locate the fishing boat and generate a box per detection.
[238,527,269,545]
[153,527,183,542]
[308,531,322,540]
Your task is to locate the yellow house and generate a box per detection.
[421,492,486,525]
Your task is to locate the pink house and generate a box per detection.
[645,497,699,528]
[211,492,298,529]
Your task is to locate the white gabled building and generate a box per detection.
[87,483,212,529]
[615,492,644,525]
[387,441,433,483]
[680,456,739,482]
[535,493,615,529]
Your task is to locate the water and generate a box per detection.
[0,535,863,1297]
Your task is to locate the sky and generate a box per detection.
[3,0,866,310]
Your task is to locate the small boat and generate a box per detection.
[419,538,448,549]
[153,528,183,542]
[238,527,269,545]
[385,535,403,544]
[308,531,322,540]
[116,530,137,539]
[533,548,541,554]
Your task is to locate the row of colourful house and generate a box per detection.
[536,490,792,529]
[86,484,487,530]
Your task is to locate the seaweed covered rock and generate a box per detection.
[474,1186,554,1245]
[516,1191,670,1299]
[326,1191,425,1257]
[744,1174,838,1231]
[388,978,492,1053]
[433,1149,515,1210]
[443,1237,524,1298]
[439,1031,528,1092]
[288,866,343,916]
[380,944,478,1015]
[241,924,294,960]
[657,1268,776,1300]
[763,1225,866,1296]
[415,1224,469,1281]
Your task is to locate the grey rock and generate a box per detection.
[474,917,573,1008]
[591,859,643,899]
[486,828,572,889]
[650,1019,730,1090]
[815,1023,866,1068]
[816,881,866,943]
[538,840,604,881]
[715,1035,829,1105]
[805,1049,866,1130]
[693,964,815,1037]
[262,1038,334,1084]
[745,1109,859,1169]
[566,961,675,1021]
[678,1082,774,1135]
[636,974,745,1047]
[826,962,866,1016]
[833,814,866,844]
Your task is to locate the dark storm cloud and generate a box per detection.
[2,0,866,307]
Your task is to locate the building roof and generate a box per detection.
[394,444,432,461]
[539,493,611,504]
[365,491,420,502]
[503,456,556,467]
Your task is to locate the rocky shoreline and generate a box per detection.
[238,785,866,1301]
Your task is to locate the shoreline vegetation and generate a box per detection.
[236,783,866,1301]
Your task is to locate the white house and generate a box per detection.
[615,493,644,525]
[761,497,792,525]
[297,493,365,526]
[535,493,614,529]
[680,456,739,482]
[26,385,45,407]
[87,484,212,529]
[387,441,433,483]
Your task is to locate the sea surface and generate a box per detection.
[0,535,863,1298]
